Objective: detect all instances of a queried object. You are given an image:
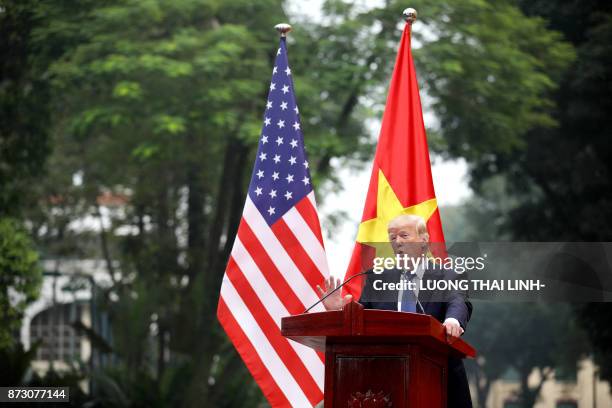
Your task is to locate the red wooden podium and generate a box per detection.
[281,301,475,408]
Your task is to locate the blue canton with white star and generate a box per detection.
[247,38,313,225]
[249,38,312,225]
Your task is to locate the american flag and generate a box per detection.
[217,37,328,407]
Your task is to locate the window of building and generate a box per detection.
[500,366,520,381]
[30,303,84,362]
[555,364,577,383]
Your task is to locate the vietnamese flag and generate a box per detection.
[343,17,445,299]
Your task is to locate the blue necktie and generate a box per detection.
[400,271,417,313]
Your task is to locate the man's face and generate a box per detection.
[388,220,426,259]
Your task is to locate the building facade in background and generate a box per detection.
[484,358,611,408]
[20,259,113,388]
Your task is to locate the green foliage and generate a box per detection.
[28,366,90,407]
[0,0,51,215]
[0,0,50,354]
[86,363,192,408]
[0,218,42,349]
[0,341,39,385]
[472,0,612,385]
[495,1,612,242]
[576,303,612,382]
[464,302,589,407]
[411,0,575,161]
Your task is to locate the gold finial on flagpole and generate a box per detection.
[403,8,417,24]
[275,23,292,37]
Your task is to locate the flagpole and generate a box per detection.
[403,7,417,24]
[274,23,292,37]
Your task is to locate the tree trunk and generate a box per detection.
[474,366,490,408]
[186,159,205,279]
[518,366,551,407]
[157,325,166,383]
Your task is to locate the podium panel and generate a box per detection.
[326,343,446,407]
[332,347,410,407]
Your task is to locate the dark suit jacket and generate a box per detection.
[359,266,473,408]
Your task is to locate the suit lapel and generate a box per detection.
[418,267,439,306]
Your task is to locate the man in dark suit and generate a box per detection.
[317,214,473,408]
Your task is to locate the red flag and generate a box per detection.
[343,21,445,298]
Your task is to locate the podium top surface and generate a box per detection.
[281,301,476,359]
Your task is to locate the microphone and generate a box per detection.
[416,298,425,314]
[303,270,374,313]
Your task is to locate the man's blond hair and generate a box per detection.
[388,214,429,240]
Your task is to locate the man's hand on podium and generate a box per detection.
[316,277,353,311]
[442,318,464,344]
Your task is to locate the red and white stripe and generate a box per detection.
[218,191,329,407]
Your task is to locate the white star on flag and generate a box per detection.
[269,189,277,198]
[276,136,283,145]
[262,135,268,144]
[266,100,273,109]
[264,117,271,126]
[288,156,297,165]
[280,101,288,110]
[284,191,293,200]
[272,171,279,180]
[254,187,262,196]
[293,122,300,130]
[282,85,289,94]
[267,206,275,215]
[270,83,276,91]
[259,153,267,161]
[277,120,285,128]
[285,67,291,75]
[290,139,298,148]
[256,170,264,179]
[302,176,310,185]
[273,154,281,164]
[286,174,294,183]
